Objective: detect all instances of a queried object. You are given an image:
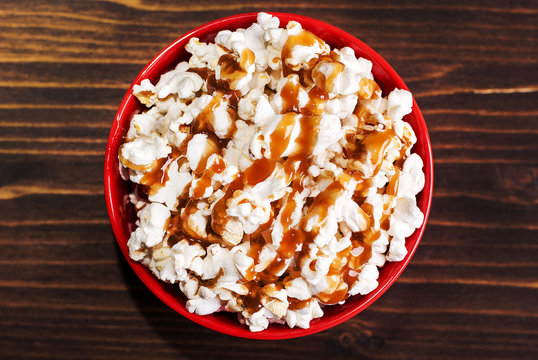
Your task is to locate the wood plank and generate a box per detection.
[0,0,536,358]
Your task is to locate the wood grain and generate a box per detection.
[0,0,537,359]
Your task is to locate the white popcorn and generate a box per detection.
[388,197,424,238]
[349,264,380,296]
[173,240,206,278]
[127,203,170,258]
[119,137,171,170]
[120,12,425,333]
[232,248,254,279]
[334,47,373,78]
[170,94,212,131]
[254,244,278,273]
[186,295,223,315]
[386,235,408,262]
[283,21,330,71]
[212,99,236,139]
[149,158,192,210]
[285,299,323,329]
[285,277,312,300]
[186,37,227,70]
[387,89,413,139]
[186,134,209,172]
[132,79,157,107]
[126,107,161,140]
[155,63,204,99]
[325,94,358,120]
[257,12,280,32]
[242,308,271,332]
[398,153,425,198]
[312,114,344,156]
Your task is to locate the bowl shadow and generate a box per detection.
[114,244,270,357]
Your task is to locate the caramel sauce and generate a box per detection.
[345,128,397,176]
[283,156,311,188]
[247,235,266,262]
[278,229,304,259]
[296,67,314,88]
[191,91,236,140]
[357,78,381,100]
[264,257,287,279]
[223,90,241,111]
[304,86,328,115]
[191,157,225,199]
[279,78,328,117]
[343,269,359,289]
[166,214,185,247]
[218,53,247,89]
[380,215,391,231]
[140,156,172,196]
[239,48,255,71]
[280,79,302,113]
[307,180,346,229]
[296,115,321,156]
[269,113,297,159]
[242,286,263,313]
[243,157,276,186]
[193,137,219,175]
[282,30,326,76]
[280,196,297,230]
[317,281,348,305]
[140,148,184,196]
[395,134,413,169]
[362,128,396,173]
[349,230,375,270]
[166,207,199,248]
[179,200,204,240]
[188,64,241,141]
[207,73,231,94]
[353,103,378,129]
[187,67,212,80]
[288,297,312,310]
[200,269,224,288]
[210,176,243,235]
[386,168,400,197]
[311,60,345,93]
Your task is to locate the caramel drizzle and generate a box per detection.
[123,28,410,314]
[191,156,225,199]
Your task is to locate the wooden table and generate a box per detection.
[1,1,536,359]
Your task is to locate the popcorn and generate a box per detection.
[133,79,157,107]
[127,202,170,259]
[154,62,204,99]
[119,12,424,332]
[119,137,171,171]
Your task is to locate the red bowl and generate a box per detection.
[104,12,433,340]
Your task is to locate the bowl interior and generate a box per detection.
[104,12,433,340]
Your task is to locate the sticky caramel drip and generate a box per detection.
[281,30,327,76]
[191,91,236,140]
[191,157,225,199]
[269,113,297,159]
[279,79,328,116]
[218,53,247,88]
[140,148,184,196]
[243,157,277,186]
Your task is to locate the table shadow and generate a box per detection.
[114,245,263,359]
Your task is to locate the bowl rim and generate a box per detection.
[104,11,434,340]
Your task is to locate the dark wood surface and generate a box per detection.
[1,1,537,359]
